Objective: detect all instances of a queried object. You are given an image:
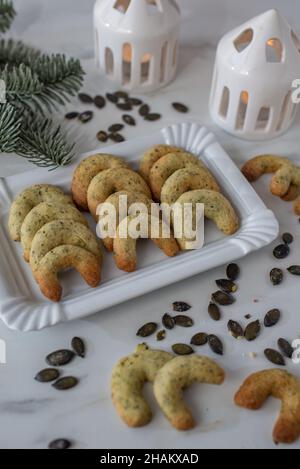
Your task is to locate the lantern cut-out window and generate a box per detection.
[266,38,283,63]
[105,47,114,75]
[160,42,168,82]
[122,43,132,84]
[234,29,253,53]
[219,86,230,118]
[236,91,249,130]
[141,53,152,83]
[114,0,131,14]
[291,30,300,53]
[256,106,270,130]
[146,0,160,15]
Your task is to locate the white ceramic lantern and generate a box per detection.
[94,0,181,93]
[209,9,300,140]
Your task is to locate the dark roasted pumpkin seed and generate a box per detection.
[174,315,194,327]
[208,302,221,321]
[245,314,252,320]
[264,309,281,328]
[226,263,240,281]
[264,349,285,366]
[97,130,108,142]
[139,104,150,116]
[106,93,118,103]
[108,133,125,143]
[108,123,124,133]
[137,322,158,337]
[35,368,60,383]
[172,344,194,356]
[117,102,132,111]
[65,112,79,120]
[244,320,261,342]
[46,350,75,367]
[115,91,129,99]
[270,268,284,286]
[273,244,290,259]
[52,377,79,391]
[49,439,72,450]
[79,111,93,123]
[129,97,143,106]
[282,233,294,245]
[144,113,161,121]
[157,330,166,341]
[216,279,238,293]
[172,102,189,113]
[162,313,175,330]
[173,301,191,312]
[71,337,85,358]
[208,335,224,356]
[78,93,94,104]
[228,320,244,339]
[122,114,136,126]
[94,95,106,109]
[191,333,208,346]
[278,338,294,359]
[212,291,235,306]
[287,265,300,276]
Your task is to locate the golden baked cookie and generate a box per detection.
[71,154,129,210]
[161,167,220,206]
[154,355,225,431]
[111,344,173,428]
[235,370,300,445]
[139,145,183,182]
[241,155,289,182]
[149,152,205,201]
[113,214,180,272]
[21,203,88,262]
[8,185,73,242]
[87,168,151,220]
[270,163,300,197]
[281,185,300,202]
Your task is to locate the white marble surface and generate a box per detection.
[1,0,300,449]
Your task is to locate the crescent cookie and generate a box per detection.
[98,191,153,252]
[21,203,89,262]
[149,152,207,201]
[87,168,152,220]
[30,219,102,275]
[161,168,220,206]
[113,214,180,272]
[111,344,173,427]
[139,145,184,182]
[71,154,129,210]
[235,370,300,445]
[270,163,300,197]
[35,246,101,302]
[154,355,225,431]
[241,155,289,182]
[8,184,73,242]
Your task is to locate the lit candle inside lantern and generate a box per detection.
[241,91,249,104]
[123,44,152,80]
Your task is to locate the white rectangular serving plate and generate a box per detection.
[0,123,279,332]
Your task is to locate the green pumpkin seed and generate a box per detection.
[172,102,189,113]
[287,266,300,276]
[162,313,175,330]
[71,337,85,358]
[97,130,108,142]
[216,279,238,293]
[226,263,240,281]
[78,93,94,104]
[172,344,194,356]
[114,91,129,99]
[117,102,132,111]
[273,244,290,259]
[108,124,124,133]
[52,377,79,391]
[122,114,136,126]
[264,309,281,328]
[208,335,223,356]
[79,111,93,123]
[49,439,72,450]
[35,368,60,383]
[228,320,244,339]
[173,302,191,312]
[46,350,75,367]
[139,104,150,116]
[282,233,294,245]
[190,333,208,346]
[106,93,118,103]
[270,268,283,286]
[144,113,161,121]
[129,98,143,106]
[208,302,221,321]
[94,95,106,109]
[157,330,166,341]
[211,291,235,306]
[174,315,194,327]
[278,339,294,359]
[65,112,79,120]
[108,133,125,143]
[244,320,261,342]
[137,322,158,337]
[264,349,285,366]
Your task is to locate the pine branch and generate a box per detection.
[0,0,16,33]
[0,39,40,69]
[0,103,21,152]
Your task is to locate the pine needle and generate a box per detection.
[0,102,21,152]
[0,0,15,33]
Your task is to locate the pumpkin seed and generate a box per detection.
[157,330,166,341]
[94,95,106,109]
[122,114,136,126]
[208,302,221,321]
[52,377,79,391]
[273,244,290,259]
[282,233,294,245]
[108,124,124,133]
[226,263,240,281]
[65,112,79,120]
[106,93,118,103]
[35,368,60,383]
[174,315,194,327]
[78,93,94,104]
[97,130,108,143]
[208,335,224,356]
[244,320,261,342]
[287,265,300,276]
[144,113,161,121]
[162,313,175,330]
[173,301,191,312]
[172,102,189,113]
[211,291,235,306]
[108,133,125,143]
[228,320,244,339]
[137,322,158,337]
[216,279,238,293]
[46,350,75,367]
[71,337,85,358]
[278,338,294,359]
[191,333,208,346]
[264,309,281,328]
[117,102,132,111]
[245,314,252,320]
[270,268,283,286]
[139,104,150,116]
[129,97,143,106]
[78,111,93,123]
[172,344,194,356]
[114,91,129,99]
[264,349,285,367]
[49,439,72,450]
